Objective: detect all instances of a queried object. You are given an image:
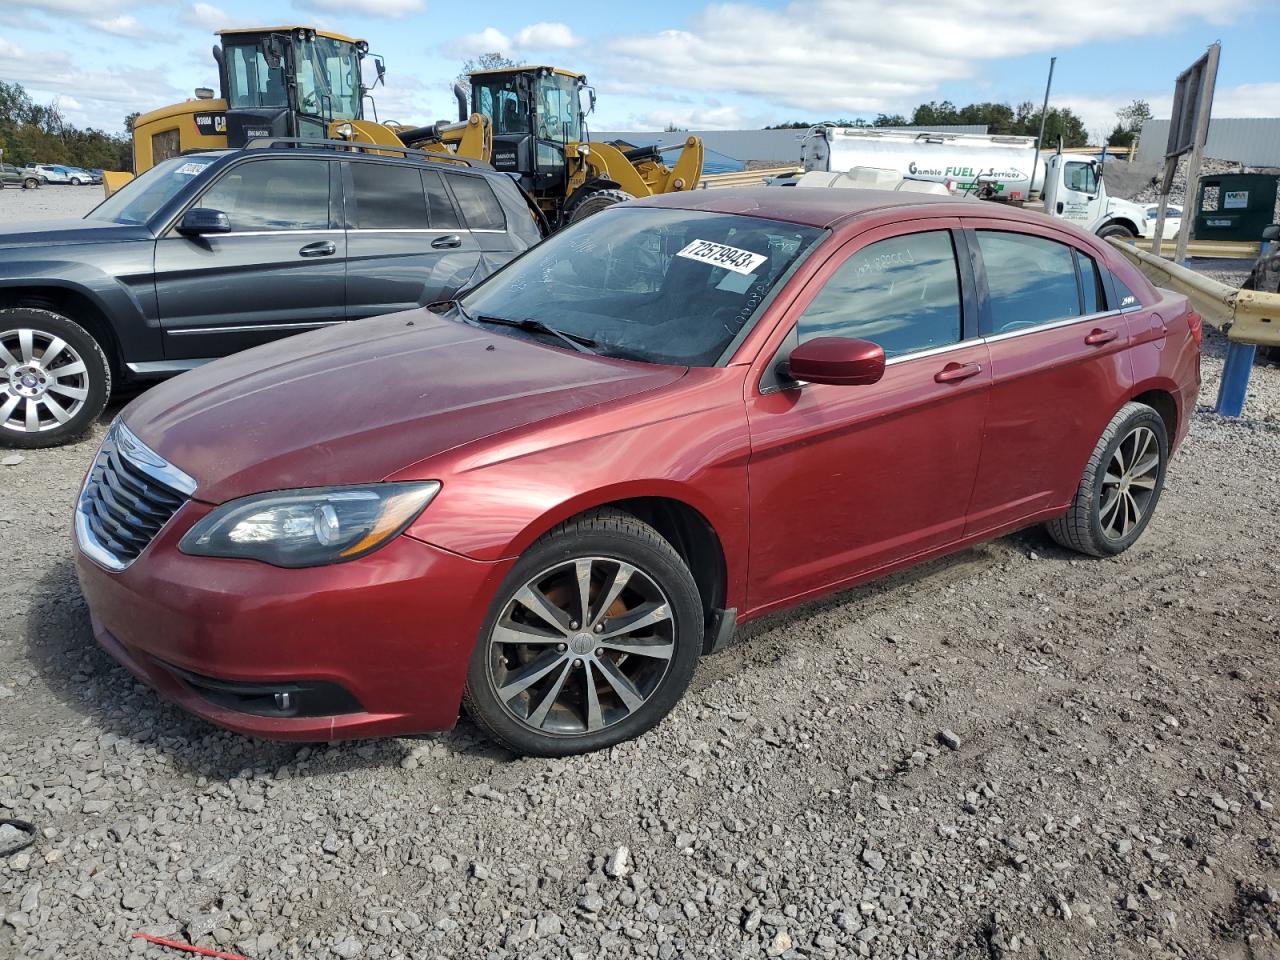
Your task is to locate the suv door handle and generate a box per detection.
[298,241,336,258]
[934,361,982,384]
[431,234,463,249]
[1084,328,1119,346]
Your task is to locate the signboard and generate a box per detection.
[1223,191,1248,209]
[1165,49,1213,160]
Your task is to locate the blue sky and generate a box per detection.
[2,0,1278,143]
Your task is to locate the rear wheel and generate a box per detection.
[1046,402,1168,557]
[0,308,111,448]
[1098,223,1136,240]
[21,177,39,190]
[563,188,634,226]
[463,509,702,756]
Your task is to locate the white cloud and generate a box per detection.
[297,0,426,19]
[1056,84,1280,145]
[514,22,580,49]
[182,2,228,31]
[90,14,148,38]
[605,0,1248,117]
[630,103,750,131]
[448,27,513,59]
[16,0,134,11]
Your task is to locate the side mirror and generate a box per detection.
[579,86,597,116]
[177,208,231,236]
[1263,224,1280,242]
[786,336,885,386]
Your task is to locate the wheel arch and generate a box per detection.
[0,284,125,377]
[1129,384,1180,443]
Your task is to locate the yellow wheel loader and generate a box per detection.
[392,66,704,229]
[108,25,382,195]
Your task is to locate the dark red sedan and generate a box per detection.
[73,188,1201,755]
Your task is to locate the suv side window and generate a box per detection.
[797,230,962,359]
[350,162,429,229]
[976,231,1082,334]
[448,174,506,231]
[422,171,461,230]
[199,159,330,232]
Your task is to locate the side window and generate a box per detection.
[976,231,1081,334]
[448,175,507,231]
[422,171,461,230]
[350,162,428,229]
[1076,250,1105,315]
[1063,161,1098,194]
[797,230,962,358]
[198,159,329,232]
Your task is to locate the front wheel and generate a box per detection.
[1046,402,1168,556]
[1098,223,1137,240]
[463,510,703,756]
[563,188,634,226]
[0,308,112,448]
[70,177,83,186]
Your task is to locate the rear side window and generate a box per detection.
[448,175,506,231]
[1077,250,1105,315]
[199,159,330,232]
[797,230,962,358]
[1113,276,1142,309]
[351,162,428,229]
[977,231,1081,334]
[422,171,461,230]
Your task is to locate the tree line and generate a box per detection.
[0,81,131,171]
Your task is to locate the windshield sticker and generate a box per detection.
[175,162,211,177]
[676,239,767,275]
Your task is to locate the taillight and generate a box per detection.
[1187,309,1203,347]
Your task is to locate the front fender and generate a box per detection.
[0,249,162,363]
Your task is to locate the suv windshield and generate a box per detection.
[459,207,823,366]
[86,155,219,225]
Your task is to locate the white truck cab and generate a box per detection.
[1042,153,1152,239]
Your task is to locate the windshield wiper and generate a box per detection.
[472,314,599,354]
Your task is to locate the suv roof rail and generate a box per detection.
[241,137,492,170]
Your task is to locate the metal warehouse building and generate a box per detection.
[1136,117,1280,168]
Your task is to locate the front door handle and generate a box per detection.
[431,234,463,249]
[1084,327,1119,346]
[934,361,982,384]
[298,241,336,258]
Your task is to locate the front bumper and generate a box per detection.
[75,501,508,740]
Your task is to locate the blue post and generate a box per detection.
[1215,341,1256,416]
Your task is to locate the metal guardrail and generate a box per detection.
[1125,237,1262,260]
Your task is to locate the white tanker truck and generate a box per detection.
[799,126,1155,239]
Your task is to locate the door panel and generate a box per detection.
[154,158,344,360]
[962,222,1134,535]
[343,163,483,320]
[745,220,990,611]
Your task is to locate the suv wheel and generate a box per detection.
[463,509,702,756]
[1046,402,1168,557]
[0,308,112,448]
[22,177,39,190]
[70,176,83,186]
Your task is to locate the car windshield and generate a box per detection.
[459,207,823,366]
[86,155,219,225]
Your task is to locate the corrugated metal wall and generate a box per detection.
[1136,118,1280,168]
[593,126,988,165]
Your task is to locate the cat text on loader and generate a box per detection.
[106,26,380,196]
[353,66,704,229]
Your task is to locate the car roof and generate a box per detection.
[631,186,1007,229]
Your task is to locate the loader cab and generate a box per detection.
[215,27,367,147]
[469,66,590,197]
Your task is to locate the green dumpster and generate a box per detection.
[1193,173,1279,242]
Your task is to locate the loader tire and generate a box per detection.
[564,188,633,226]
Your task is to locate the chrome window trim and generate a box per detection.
[469,228,507,234]
[167,320,345,336]
[883,339,972,366]
[179,229,345,238]
[346,227,471,234]
[979,307,1123,346]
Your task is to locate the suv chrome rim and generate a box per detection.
[1099,425,1160,540]
[0,329,91,434]
[486,557,676,736]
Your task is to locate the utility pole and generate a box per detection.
[1035,57,1057,150]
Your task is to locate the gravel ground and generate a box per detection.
[0,184,102,222]
[3,188,1280,960]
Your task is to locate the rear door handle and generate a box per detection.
[1084,328,1119,346]
[431,234,463,249]
[298,241,336,258]
[934,361,982,384]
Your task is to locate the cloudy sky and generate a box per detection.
[2,0,1278,142]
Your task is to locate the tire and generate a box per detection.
[22,178,39,190]
[1046,402,1168,557]
[463,508,703,756]
[70,177,83,186]
[1098,223,1137,240]
[0,308,112,449]
[564,188,634,226]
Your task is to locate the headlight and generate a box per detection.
[179,482,440,568]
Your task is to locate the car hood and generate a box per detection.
[0,218,153,247]
[123,310,687,504]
